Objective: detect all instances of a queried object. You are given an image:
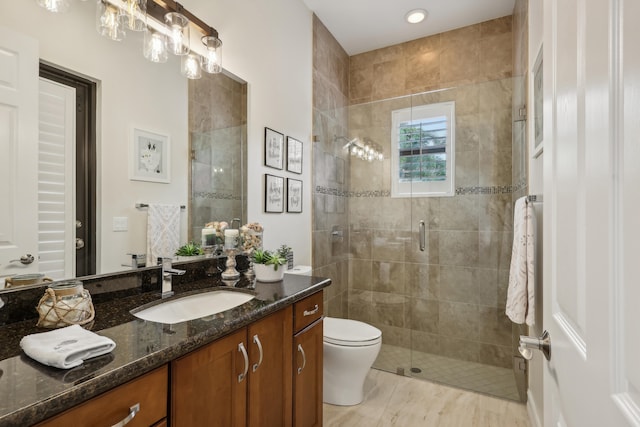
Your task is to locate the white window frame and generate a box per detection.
[391,101,455,198]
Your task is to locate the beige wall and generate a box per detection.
[349,16,513,104]
[311,15,350,318]
[345,17,517,371]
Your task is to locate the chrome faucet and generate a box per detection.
[158,257,185,298]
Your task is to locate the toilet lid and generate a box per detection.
[323,317,382,346]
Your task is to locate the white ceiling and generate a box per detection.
[302,0,516,55]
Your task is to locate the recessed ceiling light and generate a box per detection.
[405,9,428,24]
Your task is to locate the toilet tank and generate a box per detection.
[284,265,312,276]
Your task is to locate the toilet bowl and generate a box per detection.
[323,316,382,406]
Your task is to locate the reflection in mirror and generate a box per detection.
[189,74,247,240]
[0,2,247,292]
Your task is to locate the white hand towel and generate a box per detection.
[146,204,181,266]
[20,325,116,369]
[506,197,537,325]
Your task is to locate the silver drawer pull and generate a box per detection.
[297,344,306,375]
[303,304,319,316]
[252,334,263,372]
[111,403,140,427]
[238,342,249,382]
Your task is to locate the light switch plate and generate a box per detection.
[113,216,128,232]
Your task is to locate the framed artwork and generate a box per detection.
[130,127,170,183]
[264,127,284,169]
[287,178,303,213]
[533,46,544,157]
[265,174,284,213]
[286,136,303,174]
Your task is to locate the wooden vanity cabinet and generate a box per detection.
[171,306,293,427]
[35,365,168,427]
[293,292,324,427]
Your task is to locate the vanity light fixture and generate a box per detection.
[97,0,126,41]
[335,135,384,162]
[40,0,223,77]
[120,0,147,31]
[181,52,202,79]
[405,8,428,24]
[36,0,71,13]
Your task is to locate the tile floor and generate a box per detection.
[374,344,521,401]
[323,369,531,427]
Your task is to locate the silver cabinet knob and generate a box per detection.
[519,330,551,361]
[76,238,85,250]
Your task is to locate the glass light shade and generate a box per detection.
[200,36,223,74]
[165,12,190,55]
[97,0,126,41]
[120,0,147,31]
[181,53,202,79]
[36,0,70,12]
[143,28,168,63]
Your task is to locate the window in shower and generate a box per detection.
[390,101,455,197]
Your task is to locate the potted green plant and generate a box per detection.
[252,249,287,282]
[175,241,205,261]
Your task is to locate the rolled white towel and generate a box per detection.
[20,325,116,369]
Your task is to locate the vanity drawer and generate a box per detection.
[294,291,323,333]
[36,365,168,427]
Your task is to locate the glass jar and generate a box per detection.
[36,280,95,328]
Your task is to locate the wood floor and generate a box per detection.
[323,369,531,427]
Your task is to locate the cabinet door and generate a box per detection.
[293,319,323,427]
[247,306,293,427]
[171,329,248,427]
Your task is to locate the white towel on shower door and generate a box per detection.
[506,197,536,326]
[146,204,181,266]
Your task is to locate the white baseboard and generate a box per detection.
[527,389,543,427]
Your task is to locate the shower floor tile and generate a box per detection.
[374,344,521,401]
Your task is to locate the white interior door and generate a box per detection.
[0,26,39,282]
[543,0,640,426]
[38,78,76,279]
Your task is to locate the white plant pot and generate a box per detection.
[254,264,285,282]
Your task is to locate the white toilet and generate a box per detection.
[323,316,382,406]
[285,266,382,406]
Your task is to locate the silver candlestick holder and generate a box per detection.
[221,248,240,279]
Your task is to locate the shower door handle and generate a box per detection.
[419,220,426,252]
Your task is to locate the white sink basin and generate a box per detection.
[132,290,255,324]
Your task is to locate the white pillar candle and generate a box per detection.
[201,228,215,246]
[224,229,239,249]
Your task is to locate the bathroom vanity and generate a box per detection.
[0,262,329,427]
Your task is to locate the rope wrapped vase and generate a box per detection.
[36,281,95,328]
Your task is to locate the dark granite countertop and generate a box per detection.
[0,262,330,427]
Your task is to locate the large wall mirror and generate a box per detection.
[0,2,247,291]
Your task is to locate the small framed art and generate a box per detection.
[265,174,284,213]
[286,136,303,174]
[287,178,303,213]
[264,127,284,169]
[130,127,170,183]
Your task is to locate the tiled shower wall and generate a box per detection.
[311,15,350,318]
[189,73,247,240]
[347,17,516,369]
[311,15,517,368]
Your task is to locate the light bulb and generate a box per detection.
[121,0,147,31]
[201,36,223,74]
[37,0,70,13]
[165,12,190,55]
[181,53,202,79]
[143,28,168,63]
[97,0,125,41]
